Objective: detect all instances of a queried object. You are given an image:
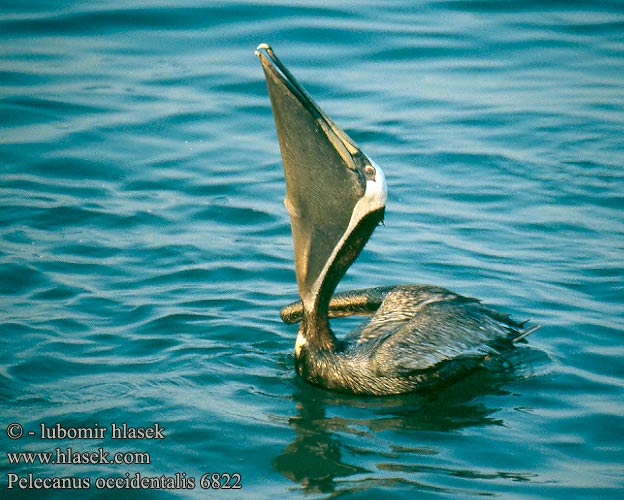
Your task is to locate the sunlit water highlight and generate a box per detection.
[1,1,623,498]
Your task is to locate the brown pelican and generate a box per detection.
[255,43,538,396]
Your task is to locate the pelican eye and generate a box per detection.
[364,164,376,180]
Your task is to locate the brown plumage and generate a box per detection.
[256,44,538,396]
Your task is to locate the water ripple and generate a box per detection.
[1,1,623,498]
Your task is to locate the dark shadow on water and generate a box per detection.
[272,347,549,496]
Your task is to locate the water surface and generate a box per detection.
[1,1,623,498]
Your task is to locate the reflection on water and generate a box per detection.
[274,347,548,495]
[1,0,622,497]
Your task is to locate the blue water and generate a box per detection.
[1,1,623,498]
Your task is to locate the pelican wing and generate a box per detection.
[354,286,530,375]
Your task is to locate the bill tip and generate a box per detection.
[255,42,271,56]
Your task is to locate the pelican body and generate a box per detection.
[256,44,537,396]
